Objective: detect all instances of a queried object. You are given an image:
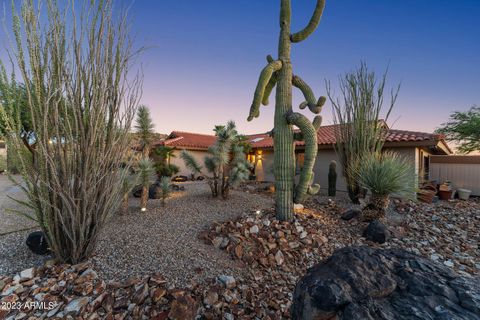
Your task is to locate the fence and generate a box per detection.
[429,155,480,196]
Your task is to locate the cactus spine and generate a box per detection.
[328,160,337,197]
[248,0,326,221]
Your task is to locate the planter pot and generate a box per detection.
[418,190,436,203]
[457,188,472,200]
[438,190,453,201]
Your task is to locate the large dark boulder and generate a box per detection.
[341,208,361,221]
[26,231,50,255]
[363,220,390,244]
[292,246,480,320]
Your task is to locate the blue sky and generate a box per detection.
[2,1,480,135]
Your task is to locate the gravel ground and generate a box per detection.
[0,181,273,288]
[92,182,273,287]
[0,174,36,235]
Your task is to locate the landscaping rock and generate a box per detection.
[25,231,50,255]
[341,208,361,220]
[217,275,236,289]
[363,219,390,244]
[148,184,161,199]
[294,203,304,211]
[292,246,480,320]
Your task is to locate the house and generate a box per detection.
[153,125,452,191]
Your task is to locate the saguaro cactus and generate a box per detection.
[248,0,326,221]
[328,160,337,197]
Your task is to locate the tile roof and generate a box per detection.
[155,131,217,150]
[153,125,448,151]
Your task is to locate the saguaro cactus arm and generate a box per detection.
[262,72,278,106]
[290,0,326,43]
[286,111,320,203]
[292,75,326,114]
[248,60,283,121]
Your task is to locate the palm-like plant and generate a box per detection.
[120,168,138,214]
[137,158,155,211]
[181,121,250,199]
[154,146,179,178]
[135,105,155,157]
[159,176,171,207]
[349,151,415,220]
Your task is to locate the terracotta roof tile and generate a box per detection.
[153,126,447,150]
[154,131,217,150]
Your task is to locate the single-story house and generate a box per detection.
[153,125,452,191]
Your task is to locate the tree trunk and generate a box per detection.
[122,192,129,214]
[140,185,148,210]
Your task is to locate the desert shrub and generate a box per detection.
[181,121,250,199]
[327,63,399,204]
[0,154,6,172]
[137,158,156,211]
[159,176,171,207]
[350,151,415,219]
[1,0,142,263]
[155,163,179,178]
[120,168,139,214]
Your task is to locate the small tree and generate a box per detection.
[135,105,155,206]
[120,168,138,214]
[135,105,155,158]
[0,66,35,172]
[349,151,415,221]
[159,176,171,207]
[327,63,399,204]
[137,158,155,211]
[181,121,250,199]
[1,0,142,263]
[436,106,480,153]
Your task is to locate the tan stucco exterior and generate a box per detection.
[169,149,207,177]
[254,146,435,191]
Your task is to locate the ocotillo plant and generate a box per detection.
[247,0,326,220]
[328,160,337,197]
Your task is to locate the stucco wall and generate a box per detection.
[256,146,421,192]
[169,149,207,177]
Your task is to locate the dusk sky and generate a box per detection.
[3,1,480,135]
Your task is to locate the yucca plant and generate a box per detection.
[350,151,416,220]
[159,176,171,207]
[120,168,138,214]
[135,105,156,158]
[181,121,250,199]
[137,158,155,211]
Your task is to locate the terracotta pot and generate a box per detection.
[438,190,453,201]
[417,190,435,203]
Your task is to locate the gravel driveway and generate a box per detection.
[0,174,36,235]
[0,181,273,287]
